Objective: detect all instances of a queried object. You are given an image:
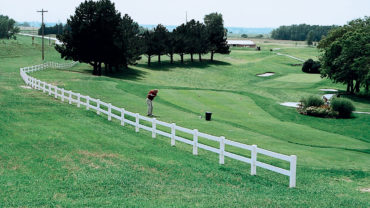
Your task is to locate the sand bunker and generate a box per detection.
[20,85,32,89]
[322,94,335,100]
[320,89,338,92]
[257,72,275,77]
[280,102,300,108]
[354,111,370,115]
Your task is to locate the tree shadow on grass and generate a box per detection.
[339,91,370,106]
[59,66,147,81]
[104,67,147,81]
[137,59,231,71]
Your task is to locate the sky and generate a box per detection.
[0,0,369,27]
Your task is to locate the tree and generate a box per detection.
[115,14,143,69]
[152,24,169,63]
[173,24,187,63]
[302,59,320,73]
[241,34,248,38]
[0,15,19,39]
[142,30,156,66]
[184,20,199,62]
[56,0,122,76]
[204,13,230,61]
[318,16,370,93]
[306,30,314,46]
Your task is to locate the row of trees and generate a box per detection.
[0,15,19,39]
[56,0,229,75]
[271,24,337,43]
[38,23,65,35]
[318,17,369,93]
[142,13,229,65]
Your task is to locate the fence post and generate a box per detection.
[86,96,90,110]
[61,89,65,102]
[219,136,225,165]
[152,118,156,138]
[48,84,51,95]
[42,82,46,93]
[171,123,176,146]
[97,99,101,115]
[251,145,257,175]
[193,129,198,155]
[54,87,58,99]
[77,93,81,107]
[108,103,112,121]
[120,108,125,126]
[68,91,72,104]
[289,155,297,188]
[135,113,139,132]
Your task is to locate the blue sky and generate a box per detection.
[0,0,369,27]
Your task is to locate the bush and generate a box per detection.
[331,98,355,118]
[301,95,324,108]
[302,59,321,73]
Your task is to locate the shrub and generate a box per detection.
[331,98,355,118]
[300,95,324,108]
[302,59,321,73]
[305,106,330,117]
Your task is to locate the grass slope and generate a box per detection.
[0,36,369,207]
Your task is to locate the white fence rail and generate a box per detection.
[20,62,297,188]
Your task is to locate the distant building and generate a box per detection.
[227,40,256,48]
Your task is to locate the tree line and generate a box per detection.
[56,0,229,76]
[38,23,66,36]
[271,24,337,43]
[0,15,19,39]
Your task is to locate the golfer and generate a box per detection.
[146,89,158,116]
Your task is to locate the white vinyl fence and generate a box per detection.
[20,62,297,188]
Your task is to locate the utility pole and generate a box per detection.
[37,9,48,60]
[186,11,188,23]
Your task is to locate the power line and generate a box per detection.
[37,9,48,60]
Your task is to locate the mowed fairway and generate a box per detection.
[1,36,369,207]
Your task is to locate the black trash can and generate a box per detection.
[205,112,212,121]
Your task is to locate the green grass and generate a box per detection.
[0,35,369,207]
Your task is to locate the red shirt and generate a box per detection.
[147,90,157,100]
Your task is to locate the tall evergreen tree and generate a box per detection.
[56,0,122,76]
[152,24,169,63]
[173,24,187,63]
[142,30,156,66]
[204,13,230,61]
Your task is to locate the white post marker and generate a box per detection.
[251,145,257,175]
[152,118,156,138]
[193,129,198,155]
[97,99,100,115]
[135,113,139,132]
[120,108,125,126]
[108,103,112,121]
[77,93,81,107]
[219,136,225,165]
[86,96,90,110]
[171,123,176,146]
[289,155,297,188]
[68,91,72,104]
